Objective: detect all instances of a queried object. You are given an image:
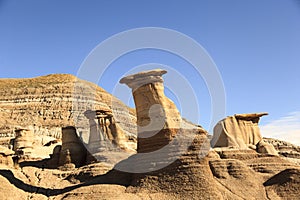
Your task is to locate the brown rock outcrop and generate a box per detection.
[120,69,181,153]
[209,147,300,199]
[1,72,300,199]
[13,127,34,156]
[211,113,267,148]
[58,126,87,168]
[84,109,128,153]
[119,69,225,198]
[0,74,136,153]
[211,112,277,155]
[125,129,224,199]
[264,168,300,199]
[0,146,14,167]
[263,137,300,165]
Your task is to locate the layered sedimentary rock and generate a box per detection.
[207,146,300,200]
[119,69,225,198]
[120,69,181,153]
[1,72,300,199]
[13,127,34,156]
[0,74,137,153]
[264,168,300,199]
[123,129,225,199]
[58,126,87,168]
[211,113,267,148]
[84,109,127,153]
[264,137,300,164]
[118,69,299,199]
[264,137,300,155]
[0,146,14,167]
[211,112,277,155]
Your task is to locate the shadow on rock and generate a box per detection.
[0,169,132,197]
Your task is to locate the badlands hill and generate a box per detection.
[0,72,299,200]
[0,74,137,150]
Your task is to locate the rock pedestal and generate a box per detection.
[211,113,278,155]
[13,127,34,155]
[96,110,127,149]
[58,126,87,167]
[120,69,181,153]
[84,110,103,153]
[85,109,126,152]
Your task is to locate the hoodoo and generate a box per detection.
[120,69,182,153]
[211,113,278,155]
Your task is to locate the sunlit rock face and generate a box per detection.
[120,69,182,153]
[84,109,128,153]
[0,74,137,153]
[13,127,34,156]
[0,72,300,199]
[211,113,267,149]
[211,112,277,155]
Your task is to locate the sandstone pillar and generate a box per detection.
[58,126,86,167]
[120,69,181,153]
[84,110,102,153]
[95,110,127,149]
[13,127,34,156]
[211,112,278,155]
[211,113,268,149]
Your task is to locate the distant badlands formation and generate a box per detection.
[0,69,299,199]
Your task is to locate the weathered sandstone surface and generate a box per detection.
[211,112,277,155]
[0,74,137,154]
[120,69,182,153]
[0,71,299,199]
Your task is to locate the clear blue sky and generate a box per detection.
[1,0,300,133]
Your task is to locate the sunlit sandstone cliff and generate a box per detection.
[0,74,137,152]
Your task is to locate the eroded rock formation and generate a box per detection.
[13,127,34,156]
[0,74,137,153]
[58,126,87,168]
[0,146,14,167]
[119,69,226,198]
[211,112,277,155]
[1,73,300,199]
[263,137,300,165]
[120,69,182,153]
[84,109,128,153]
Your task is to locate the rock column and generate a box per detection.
[13,127,34,155]
[120,69,181,153]
[58,126,87,167]
[84,110,102,153]
[211,113,278,155]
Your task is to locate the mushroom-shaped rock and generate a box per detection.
[120,69,181,153]
[211,113,268,149]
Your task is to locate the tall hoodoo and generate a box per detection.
[84,109,127,152]
[58,126,87,167]
[120,69,182,153]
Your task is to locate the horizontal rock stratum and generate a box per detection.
[0,74,137,152]
[0,72,300,200]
